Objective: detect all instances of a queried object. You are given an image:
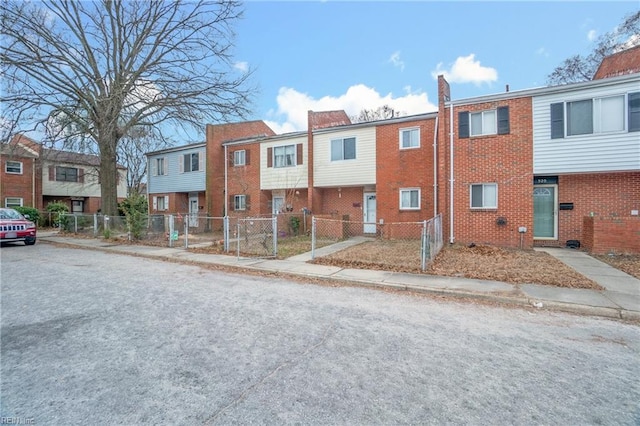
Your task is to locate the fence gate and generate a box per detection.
[236,217,277,258]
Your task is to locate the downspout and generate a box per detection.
[224,145,228,216]
[432,115,438,218]
[32,157,36,207]
[449,103,455,244]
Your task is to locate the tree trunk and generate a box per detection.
[99,138,119,216]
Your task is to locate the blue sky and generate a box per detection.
[230,1,638,133]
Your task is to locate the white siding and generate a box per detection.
[260,135,308,190]
[147,147,206,194]
[313,127,376,187]
[42,161,126,198]
[533,80,640,174]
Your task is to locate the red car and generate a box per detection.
[0,208,37,245]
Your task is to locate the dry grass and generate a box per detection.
[313,241,604,290]
[593,254,640,279]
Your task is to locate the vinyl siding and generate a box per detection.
[42,161,127,198]
[260,135,308,190]
[147,147,206,193]
[533,80,640,174]
[313,126,376,187]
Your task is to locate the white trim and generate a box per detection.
[399,188,421,210]
[470,183,498,209]
[5,160,23,174]
[533,184,558,240]
[4,197,23,207]
[399,127,420,149]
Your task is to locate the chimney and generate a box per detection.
[505,84,510,92]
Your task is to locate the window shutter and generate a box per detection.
[550,103,564,139]
[245,194,250,211]
[199,152,204,170]
[78,168,84,183]
[49,166,55,180]
[458,111,470,138]
[150,159,157,176]
[164,196,169,210]
[497,106,510,135]
[245,149,250,165]
[153,196,158,210]
[229,151,234,167]
[267,147,273,167]
[179,155,184,173]
[629,92,640,132]
[229,195,234,211]
[296,144,303,165]
[164,157,168,175]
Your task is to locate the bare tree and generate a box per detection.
[547,11,640,85]
[118,127,170,196]
[1,0,254,215]
[350,105,400,123]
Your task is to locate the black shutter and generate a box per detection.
[550,103,564,139]
[245,149,250,165]
[267,147,273,167]
[629,92,640,132]
[497,106,510,135]
[458,111,469,138]
[245,194,250,211]
[296,144,303,165]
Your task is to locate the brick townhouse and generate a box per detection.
[147,50,638,253]
[1,134,128,214]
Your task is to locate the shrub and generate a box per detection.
[119,194,148,240]
[46,201,69,228]
[14,206,40,224]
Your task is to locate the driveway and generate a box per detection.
[2,243,639,424]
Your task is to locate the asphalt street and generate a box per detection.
[1,243,639,425]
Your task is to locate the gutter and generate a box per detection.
[432,116,438,218]
[449,104,455,244]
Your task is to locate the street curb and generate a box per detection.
[40,238,639,322]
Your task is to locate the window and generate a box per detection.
[400,128,420,149]
[56,166,79,182]
[274,145,295,168]
[331,137,356,161]
[459,106,509,138]
[72,200,84,213]
[470,183,497,209]
[156,158,166,176]
[471,110,496,136]
[153,196,168,211]
[551,93,635,139]
[4,197,23,208]
[5,161,22,174]
[183,152,199,172]
[234,195,246,211]
[399,189,420,210]
[234,150,246,166]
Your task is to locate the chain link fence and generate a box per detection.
[311,214,443,271]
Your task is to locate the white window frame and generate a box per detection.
[234,195,246,211]
[55,166,79,182]
[4,197,23,208]
[183,152,200,173]
[564,95,626,137]
[153,195,169,211]
[470,183,498,209]
[399,127,420,149]
[330,137,356,161]
[399,188,421,210]
[234,150,246,166]
[5,161,23,174]
[470,110,497,136]
[156,158,166,176]
[274,145,295,168]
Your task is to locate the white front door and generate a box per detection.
[363,192,376,234]
[189,195,199,227]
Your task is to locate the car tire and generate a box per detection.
[25,238,36,246]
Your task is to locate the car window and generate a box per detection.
[0,209,23,220]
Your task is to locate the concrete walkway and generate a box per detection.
[36,232,640,321]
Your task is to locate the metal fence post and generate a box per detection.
[93,213,98,237]
[272,216,278,257]
[236,222,240,259]
[421,220,427,271]
[223,216,229,252]
[184,215,189,248]
[73,214,78,233]
[104,215,110,235]
[168,214,174,248]
[311,216,317,260]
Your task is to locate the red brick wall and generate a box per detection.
[447,97,534,248]
[1,155,37,208]
[558,172,640,246]
[376,118,437,224]
[206,121,275,216]
[318,186,364,222]
[583,216,640,254]
[226,142,262,218]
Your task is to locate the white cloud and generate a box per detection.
[587,29,598,42]
[536,47,549,58]
[234,61,249,73]
[265,84,437,133]
[430,54,498,85]
[388,51,405,71]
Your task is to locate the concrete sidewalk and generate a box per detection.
[37,232,640,321]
